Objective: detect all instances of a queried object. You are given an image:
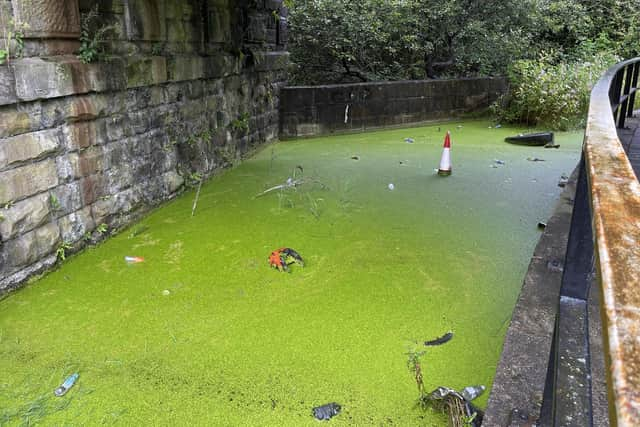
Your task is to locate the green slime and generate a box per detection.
[0,121,582,425]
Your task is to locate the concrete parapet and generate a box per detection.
[279,78,508,138]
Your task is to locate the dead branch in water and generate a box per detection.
[254,177,329,199]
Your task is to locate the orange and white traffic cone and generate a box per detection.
[438,131,452,176]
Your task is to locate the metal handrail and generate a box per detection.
[585,57,640,426]
[541,57,640,426]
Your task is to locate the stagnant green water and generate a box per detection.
[1,120,581,426]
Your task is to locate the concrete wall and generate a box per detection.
[0,0,288,292]
[279,78,508,138]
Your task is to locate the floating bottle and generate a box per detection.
[312,402,341,420]
[124,256,145,263]
[54,373,79,397]
[461,385,485,401]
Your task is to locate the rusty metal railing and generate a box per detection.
[540,58,640,426]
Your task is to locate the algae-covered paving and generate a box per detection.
[0,121,582,425]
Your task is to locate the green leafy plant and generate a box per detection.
[185,135,198,147]
[463,412,478,426]
[185,171,202,188]
[96,223,108,235]
[3,200,14,210]
[229,112,250,133]
[49,194,61,211]
[56,241,73,261]
[151,42,164,56]
[83,231,92,242]
[200,130,212,145]
[0,11,28,65]
[0,213,4,222]
[78,5,118,63]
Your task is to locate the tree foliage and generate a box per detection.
[491,49,619,130]
[287,0,640,85]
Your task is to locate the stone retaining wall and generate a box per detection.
[279,78,508,138]
[0,0,288,292]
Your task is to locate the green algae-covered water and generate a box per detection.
[1,121,581,426]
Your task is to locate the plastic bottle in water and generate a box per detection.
[54,373,79,397]
[461,385,485,401]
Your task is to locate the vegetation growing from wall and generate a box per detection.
[0,6,27,65]
[78,5,118,63]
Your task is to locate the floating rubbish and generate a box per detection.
[54,373,79,397]
[537,222,547,229]
[427,386,483,427]
[526,157,545,162]
[547,259,563,273]
[544,143,560,148]
[312,402,341,420]
[404,137,415,144]
[162,289,171,296]
[490,164,498,168]
[505,132,553,146]
[424,331,453,346]
[494,159,505,165]
[269,247,304,272]
[351,155,360,161]
[461,385,486,401]
[456,125,463,129]
[388,183,395,190]
[558,174,569,187]
[509,408,538,425]
[125,256,145,263]
[495,124,502,128]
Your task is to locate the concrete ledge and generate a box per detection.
[484,169,578,425]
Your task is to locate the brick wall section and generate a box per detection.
[280,78,508,138]
[0,0,288,292]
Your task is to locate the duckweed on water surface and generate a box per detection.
[0,121,582,425]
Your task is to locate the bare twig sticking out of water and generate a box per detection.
[190,145,209,217]
[191,179,203,217]
[406,347,428,408]
[269,146,276,175]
